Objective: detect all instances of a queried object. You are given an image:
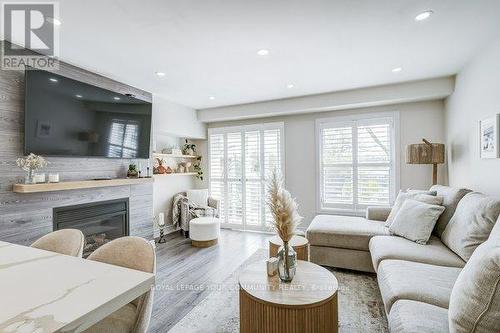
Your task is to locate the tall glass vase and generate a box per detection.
[277,241,297,282]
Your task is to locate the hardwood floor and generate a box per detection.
[150,229,269,333]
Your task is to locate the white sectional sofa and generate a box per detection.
[306,185,500,332]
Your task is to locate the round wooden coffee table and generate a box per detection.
[239,260,338,333]
[269,235,309,261]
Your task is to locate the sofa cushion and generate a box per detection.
[448,220,500,333]
[430,185,471,237]
[306,215,389,251]
[388,300,449,333]
[385,190,438,227]
[369,235,465,271]
[388,199,445,244]
[441,192,500,262]
[377,259,462,313]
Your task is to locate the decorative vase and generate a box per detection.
[25,169,34,184]
[277,241,297,282]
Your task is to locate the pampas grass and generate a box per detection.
[266,170,302,242]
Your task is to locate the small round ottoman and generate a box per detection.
[189,217,221,248]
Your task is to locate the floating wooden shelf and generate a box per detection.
[13,178,154,193]
[153,172,197,178]
[152,153,199,159]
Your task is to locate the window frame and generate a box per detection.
[208,122,285,231]
[315,112,400,216]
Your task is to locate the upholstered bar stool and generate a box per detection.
[31,229,85,257]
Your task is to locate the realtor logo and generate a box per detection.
[1,2,59,70]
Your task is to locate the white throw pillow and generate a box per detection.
[187,189,208,207]
[449,220,500,332]
[385,189,439,227]
[441,192,500,262]
[389,199,445,244]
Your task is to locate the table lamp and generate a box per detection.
[406,139,445,185]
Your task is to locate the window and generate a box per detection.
[208,123,284,230]
[316,112,399,215]
[107,120,140,158]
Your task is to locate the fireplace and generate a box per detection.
[53,198,129,257]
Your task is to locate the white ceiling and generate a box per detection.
[12,0,500,109]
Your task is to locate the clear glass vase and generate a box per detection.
[277,241,297,282]
[25,169,34,184]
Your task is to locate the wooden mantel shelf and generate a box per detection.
[13,178,154,193]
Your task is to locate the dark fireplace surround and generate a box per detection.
[53,198,129,257]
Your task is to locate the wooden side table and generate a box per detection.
[269,235,309,261]
[239,260,338,333]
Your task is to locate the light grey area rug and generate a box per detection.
[168,249,388,333]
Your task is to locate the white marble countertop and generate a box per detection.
[0,241,155,333]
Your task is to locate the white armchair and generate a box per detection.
[178,189,220,237]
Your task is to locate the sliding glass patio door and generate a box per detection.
[208,123,284,231]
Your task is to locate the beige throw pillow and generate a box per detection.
[385,190,440,227]
[441,192,500,262]
[448,220,500,332]
[389,199,445,244]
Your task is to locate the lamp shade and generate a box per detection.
[406,143,445,164]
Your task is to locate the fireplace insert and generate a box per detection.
[53,198,129,257]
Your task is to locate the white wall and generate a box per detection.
[152,95,206,140]
[201,100,445,229]
[152,95,206,230]
[445,37,500,196]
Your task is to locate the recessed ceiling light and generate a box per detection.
[286,83,295,89]
[155,72,166,77]
[75,94,83,98]
[392,67,403,73]
[49,78,58,82]
[415,10,433,21]
[257,49,269,56]
[209,96,215,100]
[47,17,61,26]
[113,96,121,100]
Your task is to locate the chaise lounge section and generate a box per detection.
[306,185,500,332]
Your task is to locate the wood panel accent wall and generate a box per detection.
[0,52,154,245]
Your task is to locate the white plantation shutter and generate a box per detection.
[226,132,243,224]
[357,122,391,206]
[209,133,225,216]
[209,123,284,229]
[318,114,397,214]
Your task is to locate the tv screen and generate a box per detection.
[24,69,152,159]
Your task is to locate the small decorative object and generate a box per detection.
[127,164,139,178]
[156,212,167,244]
[266,257,279,277]
[480,115,499,159]
[16,153,48,184]
[48,173,60,183]
[33,173,46,183]
[153,158,167,174]
[177,162,188,173]
[183,139,196,156]
[165,166,173,174]
[138,161,142,178]
[406,138,445,185]
[193,156,204,180]
[267,170,303,282]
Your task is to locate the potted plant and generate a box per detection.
[16,153,48,184]
[127,164,138,178]
[193,156,204,180]
[183,139,196,156]
[267,170,302,282]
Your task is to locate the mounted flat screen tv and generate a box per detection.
[24,69,152,158]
